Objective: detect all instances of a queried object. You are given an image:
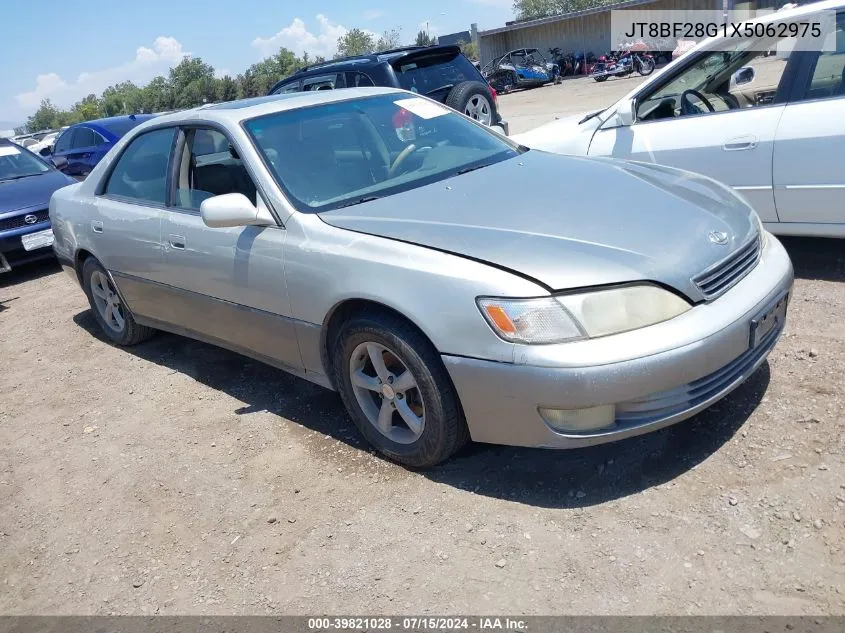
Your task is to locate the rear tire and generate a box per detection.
[81,257,155,346]
[332,311,469,468]
[445,81,495,126]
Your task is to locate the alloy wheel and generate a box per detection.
[464,94,492,126]
[90,270,126,333]
[348,342,425,444]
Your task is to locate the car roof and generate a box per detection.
[138,87,405,129]
[294,44,459,73]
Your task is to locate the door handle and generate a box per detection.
[722,135,758,151]
[91,220,103,233]
[168,234,186,249]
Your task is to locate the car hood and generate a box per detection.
[0,170,75,215]
[319,151,758,300]
[511,111,601,151]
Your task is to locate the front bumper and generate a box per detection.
[443,233,794,448]
[0,221,55,272]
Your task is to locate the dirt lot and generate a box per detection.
[2,81,845,615]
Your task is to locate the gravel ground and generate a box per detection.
[1,81,844,614]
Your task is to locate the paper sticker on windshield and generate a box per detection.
[0,146,21,157]
[393,97,449,120]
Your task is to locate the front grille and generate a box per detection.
[615,320,781,426]
[693,235,761,300]
[0,209,49,232]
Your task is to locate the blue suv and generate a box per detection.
[51,114,156,180]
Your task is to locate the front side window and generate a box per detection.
[53,130,73,153]
[0,144,50,181]
[174,128,257,209]
[636,38,790,121]
[245,93,521,213]
[104,128,176,204]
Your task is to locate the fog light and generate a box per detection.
[539,404,616,432]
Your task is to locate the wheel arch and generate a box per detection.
[319,298,441,390]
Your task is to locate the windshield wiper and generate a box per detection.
[578,109,605,124]
[456,163,492,176]
[335,195,380,209]
[0,173,42,182]
[423,84,454,96]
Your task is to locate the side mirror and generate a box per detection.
[616,98,635,126]
[39,147,51,157]
[731,66,756,87]
[601,98,635,129]
[200,193,275,228]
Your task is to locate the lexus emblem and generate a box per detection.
[24,214,38,225]
[708,230,729,245]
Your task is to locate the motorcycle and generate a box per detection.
[589,50,655,82]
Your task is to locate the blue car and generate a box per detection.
[51,114,155,180]
[0,139,77,273]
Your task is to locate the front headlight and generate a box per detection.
[478,284,691,344]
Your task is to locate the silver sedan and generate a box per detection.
[50,87,793,467]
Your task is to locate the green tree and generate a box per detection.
[169,57,215,108]
[336,28,376,57]
[214,75,239,102]
[101,81,142,116]
[414,30,435,47]
[26,99,62,132]
[513,0,616,20]
[458,39,479,60]
[376,28,402,52]
[139,76,173,113]
[70,94,102,122]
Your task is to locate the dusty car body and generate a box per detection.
[50,88,792,467]
[482,48,559,91]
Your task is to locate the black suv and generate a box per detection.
[268,45,508,134]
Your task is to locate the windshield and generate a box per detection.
[245,94,521,213]
[0,144,50,181]
[100,117,147,138]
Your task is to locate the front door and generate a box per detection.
[157,127,302,372]
[588,41,798,224]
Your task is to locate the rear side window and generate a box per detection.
[104,128,176,205]
[392,51,480,95]
[302,73,344,91]
[72,127,100,148]
[272,80,301,94]
[347,72,375,87]
[801,13,845,101]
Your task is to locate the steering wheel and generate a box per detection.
[680,89,715,115]
[388,144,432,177]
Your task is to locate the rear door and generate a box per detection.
[772,12,845,225]
[65,126,103,179]
[390,46,482,103]
[93,126,176,316]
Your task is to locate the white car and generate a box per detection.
[515,0,845,238]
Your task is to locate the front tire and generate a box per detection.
[82,257,154,346]
[333,311,468,468]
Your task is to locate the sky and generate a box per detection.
[0,0,514,128]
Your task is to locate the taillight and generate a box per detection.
[488,86,498,104]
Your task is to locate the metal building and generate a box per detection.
[477,0,781,64]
